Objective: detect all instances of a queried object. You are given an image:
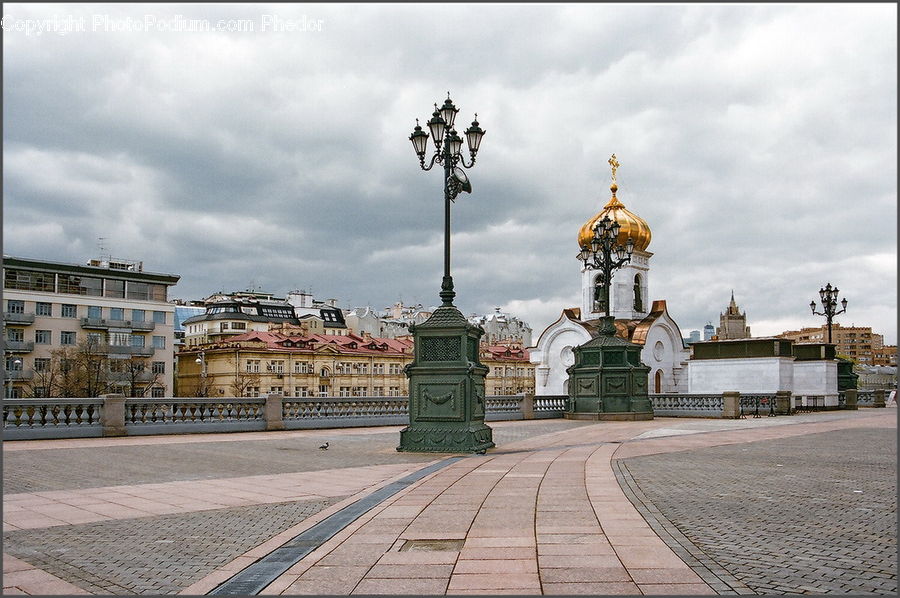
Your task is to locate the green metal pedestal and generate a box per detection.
[397,305,494,453]
[565,317,653,421]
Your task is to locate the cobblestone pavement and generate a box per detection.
[3,420,589,493]
[4,498,342,595]
[620,427,898,595]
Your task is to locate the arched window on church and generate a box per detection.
[633,274,643,312]
[592,273,608,314]
[655,369,662,393]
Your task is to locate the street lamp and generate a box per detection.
[810,282,847,344]
[578,214,635,335]
[409,93,485,307]
[6,356,23,398]
[195,351,207,396]
[399,94,493,454]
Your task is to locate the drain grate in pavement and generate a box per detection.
[209,457,462,596]
[399,539,465,552]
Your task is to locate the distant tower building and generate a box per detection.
[703,322,715,341]
[716,291,751,339]
[689,330,701,344]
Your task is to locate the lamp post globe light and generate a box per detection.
[6,355,23,398]
[810,282,847,345]
[398,94,493,454]
[565,155,652,421]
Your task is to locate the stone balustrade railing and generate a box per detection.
[4,393,533,440]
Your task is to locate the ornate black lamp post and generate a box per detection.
[408,94,485,306]
[578,214,635,335]
[398,94,493,453]
[810,282,847,344]
[565,155,651,421]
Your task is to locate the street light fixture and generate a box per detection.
[399,94,493,454]
[6,356,23,398]
[578,214,635,335]
[810,282,847,344]
[409,93,485,307]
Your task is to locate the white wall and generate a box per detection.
[688,357,794,393]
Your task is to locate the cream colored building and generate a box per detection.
[3,255,180,397]
[779,323,885,366]
[176,330,535,399]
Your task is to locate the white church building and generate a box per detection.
[529,168,690,395]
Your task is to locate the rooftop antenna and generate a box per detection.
[97,237,110,260]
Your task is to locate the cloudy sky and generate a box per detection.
[3,3,897,344]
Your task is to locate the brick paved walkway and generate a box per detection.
[620,427,897,595]
[3,410,896,595]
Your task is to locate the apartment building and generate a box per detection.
[176,330,535,398]
[3,255,180,397]
[779,323,884,366]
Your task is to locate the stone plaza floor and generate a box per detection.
[3,408,896,595]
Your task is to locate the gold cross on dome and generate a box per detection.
[608,154,620,183]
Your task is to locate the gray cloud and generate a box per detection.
[3,3,896,344]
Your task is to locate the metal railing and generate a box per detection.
[3,312,35,325]
[650,393,725,417]
[739,393,778,417]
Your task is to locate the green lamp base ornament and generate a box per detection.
[397,282,494,453]
[565,316,653,421]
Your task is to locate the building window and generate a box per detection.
[36,302,52,316]
[246,359,260,373]
[7,328,24,342]
[151,386,165,398]
[34,358,50,372]
[151,361,165,374]
[353,386,367,396]
[87,332,102,345]
[268,360,285,373]
[339,386,351,397]
[87,305,101,319]
[109,332,130,346]
[247,386,260,398]
[110,307,125,321]
[294,361,312,374]
[270,386,283,394]
[61,331,76,345]
[5,269,55,293]
[59,275,102,296]
[633,274,643,312]
[220,322,229,332]
[389,363,401,375]
[153,311,166,324]
[337,362,352,374]
[320,367,330,378]
[231,322,246,330]
[132,309,145,322]
[6,357,23,371]
[388,386,400,397]
[373,386,384,396]
[354,363,369,374]
[152,336,165,349]
[294,386,309,397]
[373,363,385,374]
[131,335,146,348]
[102,279,124,298]
[593,273,608,314]
[6,300,25,314]
[35,330,51,344]
[32,386,48,397]
[319,385,329,396]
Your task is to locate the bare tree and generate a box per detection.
[229,352,261,397]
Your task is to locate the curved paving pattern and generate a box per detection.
[619,427,897,595]
[3,410,896,595]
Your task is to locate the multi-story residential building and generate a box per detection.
[481,344,535,395]
[176,331,414,398]
[3,255,180,397]
[778,323,885,366]
[873,345,897,367]
[469,307,533,346]
[176,331,535,399]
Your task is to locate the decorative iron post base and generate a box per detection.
[564,316,653,421]
[397,304,494,453]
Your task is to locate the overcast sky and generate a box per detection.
[3,3,897,344]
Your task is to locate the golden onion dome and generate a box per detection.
[577,182,652,252]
